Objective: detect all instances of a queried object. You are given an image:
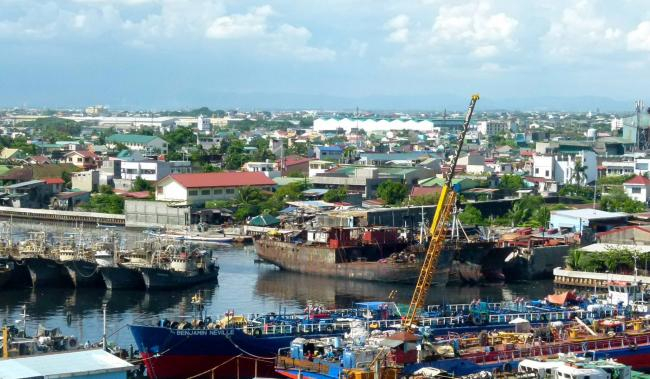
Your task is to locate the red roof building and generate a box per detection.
[63,150,98,170]
[276,155,311,176]
[410,186,442,198]
[623,175,650,204]
[156,172,276,206]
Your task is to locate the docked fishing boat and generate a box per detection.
[140,243,219,290]
[129,297,615,379]
[57,234,106,287]
[256,227,452,285]
[99,239,154,290]
[14,232,69,287]
[0,260,12,289]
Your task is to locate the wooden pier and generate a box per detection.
[553,267,650,288]
[0,206,125,226]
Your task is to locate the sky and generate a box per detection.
[1,0,650,111]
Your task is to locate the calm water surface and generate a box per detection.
[0,224,556,349]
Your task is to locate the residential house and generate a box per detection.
[532,150,597,185]
[276,156,311,176]
[64,150,98,170]
[106,134,168,155]
[50,191,91,210]
[155,172,276,206]
[477,120,510,136]
[309,160,336,177]
[313,146,343,161]
[457,152,488,174]
[549,209,628,233]
[0,180,50,208]
[310,165,434,198]
[242,161,280,178]
[71,170,100,192]
[26,155,51,165]
[623,175,650,204]
[43,178,64,194]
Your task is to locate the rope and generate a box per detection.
[225,333,276,360]
[70,259,100,278]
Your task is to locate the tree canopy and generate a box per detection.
[376,180,408,205]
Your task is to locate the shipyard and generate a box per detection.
[3,1,650,379]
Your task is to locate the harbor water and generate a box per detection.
[0,227,555,349]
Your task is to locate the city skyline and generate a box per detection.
[1,0,649,110]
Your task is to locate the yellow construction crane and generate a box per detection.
[403,94,480,330]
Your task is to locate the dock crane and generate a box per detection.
[403,94,480,330]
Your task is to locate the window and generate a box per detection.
[201,189,210,195]
[226,188,235,194]
[157,186,163,194]
[77,158,83,163]
[631,187,641,194]
[535,168,539,174]
[214,189,223,194]
[545,170,549,176]
[188,190,198,196]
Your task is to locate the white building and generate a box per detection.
[611,118,624,132]
[313,118,463,135]
[309,160,336,177]
[532,150,597,185]
[476,120,509,136]
[242,161,281,178]
[197,115,211,133]
[623,175,650,204]
[155,172,276,206]
[457,152,489,174]
[120,160,171,181]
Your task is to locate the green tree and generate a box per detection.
[376,180,408,205]
[559,184,594,201]
[99,184,113,194]
[458,204,485,225]
[323,187,348,202]
[132,176,153,192]
[504,195,544,226]
[498,175,524,195]
[600,188,646,213]
[571,160,588,185]
[81,193,124,214]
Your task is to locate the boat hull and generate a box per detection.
[255,240,451,285]
[0,268,11,289]
[23,257,70,287]
[62,260,103,287]
[99,265,145,290]
[140,266,219,290]
[130,325,320,379]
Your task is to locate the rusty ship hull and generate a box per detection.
[255,239,452,285]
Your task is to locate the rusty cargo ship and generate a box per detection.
[255,227,452,285]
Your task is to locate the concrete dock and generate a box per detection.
[553,267,650,288]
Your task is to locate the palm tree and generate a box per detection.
[572,160,588,185]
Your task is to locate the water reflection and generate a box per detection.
[0,230,556,348]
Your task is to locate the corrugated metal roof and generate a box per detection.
[0,349,133,378]
[166,172,276,189]
[107,134,161,144]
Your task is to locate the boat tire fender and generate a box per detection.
[326,325,334,333]
[540,314,547,322]
[253,328,262,337]
[67,337,77,349]
[503,363,512,372]
[204,317,212,325]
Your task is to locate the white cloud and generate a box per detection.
[627,21,650,52]
[385,14,409,43]
[431,1,518,47]
[472,45,498,58]
[542,0,623,61]
[204,5,335,61]
[205,5,272,39]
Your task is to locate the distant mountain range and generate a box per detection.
[150,92,637,113]
[4,92,640,113]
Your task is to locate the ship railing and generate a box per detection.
[426,302,504,313]
[461,333,650,365]
[486,309,613,324]
[419,316,464,327]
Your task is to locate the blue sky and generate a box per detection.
[1,0,650,110]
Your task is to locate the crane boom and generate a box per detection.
[403,94,480,330]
